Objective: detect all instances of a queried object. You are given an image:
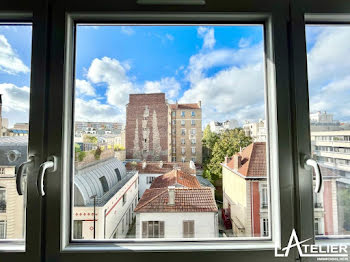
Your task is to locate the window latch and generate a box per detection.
[302,154,323,193]
[37,155,57,196]
[16,155,35,195]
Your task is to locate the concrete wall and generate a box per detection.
[136,212,218,239]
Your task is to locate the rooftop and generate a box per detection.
[125,161,196,175]
[134,187,217,213]
[169,103,200,110]
[150,169,201,189]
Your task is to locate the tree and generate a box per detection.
[94,146,102,160]
[84,135,98,144]
[202,124,219,164]
[204,128,252,183]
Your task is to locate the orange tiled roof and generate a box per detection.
[226,142,266,178]
[125,161,196,175]
[134,188,218,213]
[150,169,201,189]
[170,103,200,110]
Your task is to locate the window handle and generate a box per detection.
[16,156,35,195]
[37,156,57,196]
[302,155,323,193]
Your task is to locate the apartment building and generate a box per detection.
[0,136,27,239]
[209,119,239,134]
[311,130,350,173]
[170,102,202,164]
[243,120,267,142]
[73,157,138,239]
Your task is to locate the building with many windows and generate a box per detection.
[243,120,267,142]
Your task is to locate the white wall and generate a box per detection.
[136,212,218,239]
[138,173,164,197]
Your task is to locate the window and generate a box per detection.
[123,193,127,205]
[181,129,186,135]
[172,156,176,162]
[172,147,176,153]
[260,184,268,208]
[183,220,195,238]
[0,220,6,239]
[172,120,175,125]
[146,176,155,184]
[73,220,82,239]
[314,218,324,236]
[181,157,185,163]
[172,111,175,117]
[191,111,195,117]
[181,148,185,154]
[181,111,185,117]
[99,176,109,193]
[191,128,196,135]
[181,138,185,145]
[142,221,164,238]
[261,218,269,237]
[0,187,6,213]
[191,120,195,126]
[181,120,185,126]
[191,139,196,145]
[191,157,196,162]
[191,147,196,154]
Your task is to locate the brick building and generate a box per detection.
[125,93,202,164]
[170,102,202,164]
[126,93,171,162]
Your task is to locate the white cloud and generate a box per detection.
[87,57,135,107]
[75,79,96,96]
[144,77,180,99]
[0,35,29,74]
[0,83,30,126]
[197,27,216,49]
[75,98,124,122]
[121,26,135,36]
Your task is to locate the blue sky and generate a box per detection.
[1,24,350,128]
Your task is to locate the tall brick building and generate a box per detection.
[126,93,171,161]
[125,93,202,164]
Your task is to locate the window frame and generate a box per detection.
[43,1,296,260]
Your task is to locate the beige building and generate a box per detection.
[0,136,27,239]
[170,102,202,164]
[243,120,266,142]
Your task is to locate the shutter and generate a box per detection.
[189,221,194,238]
[142,221,147,238]
[183,221,188,238]
[159,221,164,238]
[154,221,159,238]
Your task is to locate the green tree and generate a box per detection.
[94,146,102,160]
[74,143,81,153]
[77,151,86,162]
[85,135,98,144]
[202,124,219,164]
[205,128,252,183]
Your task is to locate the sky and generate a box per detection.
[0,24,350,128]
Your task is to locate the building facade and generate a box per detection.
[73,157,138,239]
[243,120,266,142]
[208,119,239,134]
[170,102,202,164]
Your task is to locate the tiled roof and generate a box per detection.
[226,142,266,178]
[125,161,196,175]
[169,103,200,110]
[134,188,218,213]
[150,169,201,189]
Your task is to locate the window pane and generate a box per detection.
[0,25,32,241]
[72,24,270,240]
[306,25,350,238]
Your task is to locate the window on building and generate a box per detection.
[261,218,269,237]
[172,138,175,145]
[314,218,322,235]
[0,220,6,239]
[99,176,109,193]
[191,129,196,135]
[191,147,196,154]
[191,139,196,145]
[183,220,195,238]
[172,147,176,153]
[172,128,176,135]
[181,148,185,154]
[191,157,196,162]
[172,156,176,162]
[191,120,195,126]
[181,111,185,117]
[0,187,6,213]
[123,193,127,205]
[181,129,186,135]
[191,111,195,117]
[73,220,82,239]
[0,168,5,175]
[146,176,155,184]
[172,111,175,117]
[181,157,185,163]
[260,184,268,208]
[115,168,122,181]
[142,221,164,238]
[181,138,185,145]
[181,120,185,126]
[172,120,175,125]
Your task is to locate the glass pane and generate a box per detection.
[72,25,271,240]
[306,25,350,238]
[0,25,32,240]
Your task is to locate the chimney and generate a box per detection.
[168,186,175,205]
[224,156,232,165]
[233,155,242,170]
[159,160,163,168]
[142,160,147,169]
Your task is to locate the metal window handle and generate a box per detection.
[303,156,323,193]
[16,156,35,195]
[37,156,57,196]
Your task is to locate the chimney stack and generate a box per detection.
[168,186,175,205]
[233,155,242,170]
